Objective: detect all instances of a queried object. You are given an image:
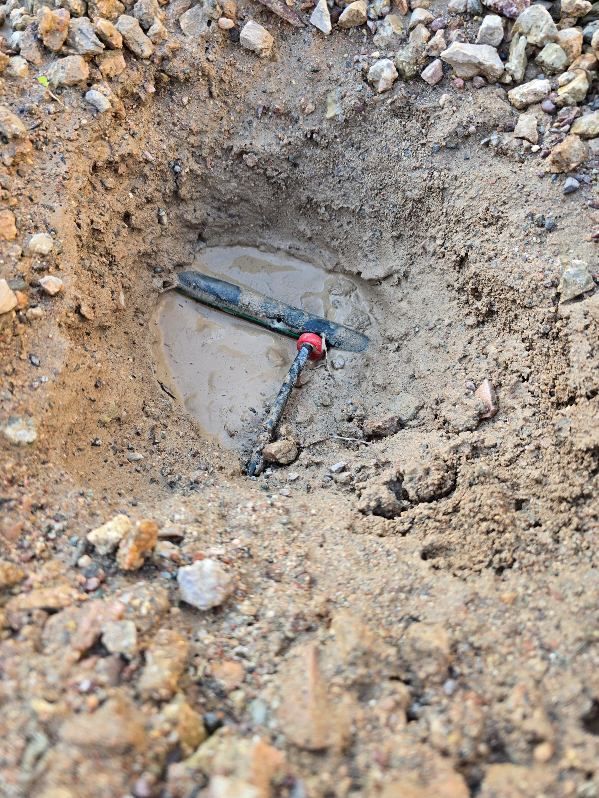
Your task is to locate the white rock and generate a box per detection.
[310,0,331,34]
[535,42,569,73]
[2,416,37,445]
[440,41,504,81]
[0,279,18,314]
[367,58,398,92]
[87,514,132,555]
[505,31,527,82]
[338,0,368,28]
[177,559,234,610]
[421,57,443,84]
[39,275,64,295]
[240,20,273,57]
[409,7,433,28]
[513,5,558,47]
[179,3,214,36]
[507,78,551,109]
[513,112,538,143]
[476,14,503,47]
[85,89,112,112]
[27,232,54,255]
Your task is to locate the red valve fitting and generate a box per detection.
[297,332,325,361]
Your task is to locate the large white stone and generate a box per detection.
[507,78,551,109]
[310,0,331,34]
[367,58,398,92]
[513,5,558,46]
[476,14,504,47]
[239,20,273,57]
[441,41,504,81]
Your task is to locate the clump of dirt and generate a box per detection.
[1,3,598,797]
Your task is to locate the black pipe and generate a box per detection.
[246,343,312,477]
[177,271,369,353]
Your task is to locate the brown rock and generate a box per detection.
[5,583,81,627]
[94,17,123,48]
[212,660,245,691]
[116,581,171,632]
[0,209,17,241]
[0,559,26,588]
[88,0,125,19]
[59,693,147,753]
[116,518,158,570]
[0,280,18,314]
[182,729,285,798]
[139,627,189,700]
[97,49,127,76]
[545,135,588,173]
[38,7,70,51]
[276,641,352,751]
[479,764,553,797]
[556,27,583,63]
[262,439,298,465]
[42,599,124,654]
[162,695,207,755]
[363,414,401,438]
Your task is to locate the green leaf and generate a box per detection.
[37,75,49,88]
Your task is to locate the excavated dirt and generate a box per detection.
[1,10,599,798]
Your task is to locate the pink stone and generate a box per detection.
[475,379,498,419]
[421,58,443,85]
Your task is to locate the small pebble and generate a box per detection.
[39,275,63,296]
[563,176,580,194]
[177,558,234,610]
[27,233,54,256]
[329,462,347,474]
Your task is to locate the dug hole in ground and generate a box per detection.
[0,0,598,793]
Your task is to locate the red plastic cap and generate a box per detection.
[297,332,325,360]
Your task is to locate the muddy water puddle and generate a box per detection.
[151,246,373,448]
